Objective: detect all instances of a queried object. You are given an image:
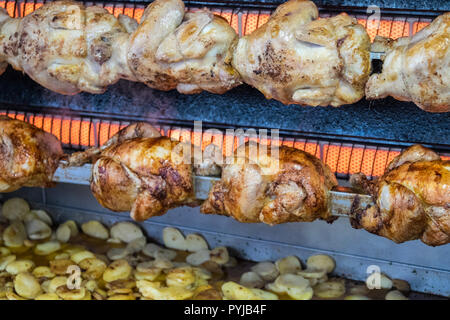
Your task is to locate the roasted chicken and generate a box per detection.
[0,116,63,192]
[201,141,338,224]
[350,145,450,246]
[127,0,241,94]
[366,13,450,112]
[0,1,137,94]
[232,0,371,106]
[66,122,195,221]
[66,122,220,221]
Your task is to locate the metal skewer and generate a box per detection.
[53,164,374,218]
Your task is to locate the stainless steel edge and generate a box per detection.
[30,202,450,297]
[53,165,375,217]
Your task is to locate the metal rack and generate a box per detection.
[2,107,449,180]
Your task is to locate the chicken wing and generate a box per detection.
[0,116,63,192]
[127,0,241,94]
[365,13,450,112]
[350,145,450,246]
[201,141,338,224]
[232,0,371,106]
[0,1,137,94]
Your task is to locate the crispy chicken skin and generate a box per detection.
[67,122,219,221]
[232,0,371,107]
[201,142,338,224]
[0,116,63,192]
[365,13,450,112]
[92,136,197,221]
[127,0,241,94]
[350,145,450,246]
[0,1,136,94]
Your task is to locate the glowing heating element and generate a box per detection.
[0,2,442,178]
[0,1,431,39]
[2,112,448,179]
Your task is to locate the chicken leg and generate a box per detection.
[232,0,371,106]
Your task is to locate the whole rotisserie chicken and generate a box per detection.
[127,0,241,94]
[0,116,63,192]
[67,122,195,221]
[201,141,338,224]
[0,1,137,94]
[365,13,450,112]
[350,145,450,246]
[232,0,371,106]
[66,122,220,221]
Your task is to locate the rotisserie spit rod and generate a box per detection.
[52,164,374,219]
[199,142,449,246]
[54,143,450,247]
[1,0,447,111]
[0,0,369,104]
[59,122,449,247]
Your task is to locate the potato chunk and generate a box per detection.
[14,272,41,299]
[137,280,194,300]
[2,198,30,221]
[221,281,278,300]
[81,221,109,240]
[306,255,335,273]
[110,222,143,243]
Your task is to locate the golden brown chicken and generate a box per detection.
[350,145,450,246]
[0,1,137,94]
[366,13,450,112]
[91,137,198,221]
[201,141,338,224]
[66,122,194,221]
[127,0,241,94]
[66,122,220,221]
[0,116,63,192]
[232,0,371,106]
